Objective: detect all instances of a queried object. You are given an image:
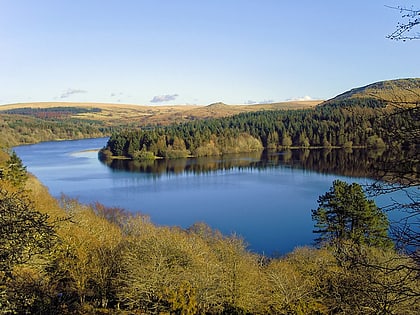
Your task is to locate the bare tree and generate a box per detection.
[387,5,420,40]
[368,89,419,265]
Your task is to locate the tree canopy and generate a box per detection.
[0,188,55,276]
[102,97,419,160]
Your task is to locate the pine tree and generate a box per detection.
[1,151,28,188]
[312,180,392,249]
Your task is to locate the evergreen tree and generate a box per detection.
[312,180,392,249]
[281,133,293,148]
[1,151,28,188]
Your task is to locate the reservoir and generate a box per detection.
[14,137,400,255]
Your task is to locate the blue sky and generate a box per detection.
[0,0,418,105]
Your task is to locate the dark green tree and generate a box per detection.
[312,180,392,249]
[0,151,28,188]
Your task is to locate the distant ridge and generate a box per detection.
[206,102,228,108]
[0,100,320,130]
[1,78,418,124]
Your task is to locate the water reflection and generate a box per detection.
[100,148,413,180]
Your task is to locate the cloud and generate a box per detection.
[245,99,275,105]
[287,96,313,101]
[60,88,87,99]
[245,100,257,105]
[110,92,124,98]
[150,94,179,103]
[258,99,275,104]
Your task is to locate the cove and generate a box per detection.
[14,137,401,256]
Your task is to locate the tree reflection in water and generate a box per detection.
[100,148,417,182]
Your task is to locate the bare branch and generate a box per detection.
[386,5,420,41]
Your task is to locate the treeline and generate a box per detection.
[0,114,118,147]
[102,98,415,160]
[0,106,102,119]
[0,151,419,314]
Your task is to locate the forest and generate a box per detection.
[0,106,102,119]
[0,113,116,147]
[101,97,416,161]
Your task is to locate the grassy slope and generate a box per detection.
[321,78,420,106]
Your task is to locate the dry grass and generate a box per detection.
[329,78,420,105]
[0,100,322,126]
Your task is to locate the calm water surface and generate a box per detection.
[15,138,395,255]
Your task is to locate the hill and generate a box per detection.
[0,100,320,147]
[0,100,321,127]
[320,78,420,107]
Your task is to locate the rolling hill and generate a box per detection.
[0,100,321,127]
[320,78,420,107]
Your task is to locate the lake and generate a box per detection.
[14,137,401,255]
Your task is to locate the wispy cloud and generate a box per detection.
[245,100,257,105]
[110,92,124,102]
[59,88,87,99]
[110,92,124,97]
[287,96,313,101]
[245,99,275,105]
[259,99,275,104]
[150,94,179,103]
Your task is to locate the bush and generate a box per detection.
[131,149,156,161]
[366,135,386,148]
[193,141,221,157]
[98,148,113,160]
[164,148,190,159]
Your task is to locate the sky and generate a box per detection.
[0,0,419,106]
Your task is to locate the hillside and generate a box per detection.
[1,78,418,123]
[0,100,320,147]
[0,100,320,127]
[321,78,420,107]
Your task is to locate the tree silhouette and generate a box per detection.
[387,5,420,40]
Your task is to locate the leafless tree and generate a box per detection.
[387,5,420,40]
